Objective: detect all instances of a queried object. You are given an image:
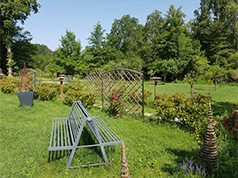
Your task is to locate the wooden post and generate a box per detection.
[191,84,194,98]
[150,77,161,100]
[154,80,158,100]
[59,77,64,102]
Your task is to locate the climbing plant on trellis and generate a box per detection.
[87,69,144,117]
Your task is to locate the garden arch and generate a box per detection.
[87,69,144,117]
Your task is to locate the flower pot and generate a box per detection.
[16,91,34,107]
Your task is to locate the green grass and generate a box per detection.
[1,82,237,177]
[144,82,238,115]
[0,92,201,178]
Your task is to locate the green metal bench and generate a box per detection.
[48,101,123,170]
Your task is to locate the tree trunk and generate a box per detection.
[215,78,217,91]
[7,46,13,77]
[191,84,194,98]
[209,80,211,95]
[163,72,167,83]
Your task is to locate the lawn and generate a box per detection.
[0,82,237,178]
[0,92,201,178]
[144,82,238,116]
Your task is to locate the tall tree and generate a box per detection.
[87,21,105,49]
[30,44,54,70]
[0,0,40,76]
[55,30,82,77]
[86,22,106,68]
[144,6,201,80]
[193,0,238,66]
[107,15,143,55]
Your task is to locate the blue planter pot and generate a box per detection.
[16,91,34,107]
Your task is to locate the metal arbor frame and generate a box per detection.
[87,69,144,117]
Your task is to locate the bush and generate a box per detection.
[0,77,19,94]
[63,83,84,93]
[41,83,60,93]
[155,93,211,145]
[63,89,96,108]
[107,93,123,117]
[34,86,58,101]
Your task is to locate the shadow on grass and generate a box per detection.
[212,101,238,116]
[161,148,200,176]
[48,126,116,166]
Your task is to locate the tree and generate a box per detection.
[107,15,143,55]
[193,0,238,65]
[87,22,105,49]
[0,0,41,76]
[55,30,82,77]
[12,26,37,71]
[30,44,54,70]
[184,56,209,97]
[86,22,106,69]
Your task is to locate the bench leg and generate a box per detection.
[100,145,108,164]
[66,148,76,170]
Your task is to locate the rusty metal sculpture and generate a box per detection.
[19,62,34,91]
[17,62,34,106]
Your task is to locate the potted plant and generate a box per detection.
[16,62,34,106]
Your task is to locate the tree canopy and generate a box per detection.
[1,1,237,83]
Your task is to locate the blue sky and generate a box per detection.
[19,0,201,51]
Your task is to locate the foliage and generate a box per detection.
[0,77,18,94]
[55,30,82,76]
[63,88,96,108]
[107,93,123,118]
[180,159,209,177]
[30,44,54,71]
[154,93,211,145]
[193,0,238,66]
[34,85,58,101]
[0,0,41,75]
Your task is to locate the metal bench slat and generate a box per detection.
[65,119,72,146]
[95,119,113,143]
[63,119,67,147]
[68,117,75,144]
[96,117,121,142]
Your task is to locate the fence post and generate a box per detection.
[142,74,144,118]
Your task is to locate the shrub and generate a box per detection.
[81,92,97,109]
[107,93,123,117]
[41,83,60,93]
[0,77,19,94]
[63,83,84,93]
[155,93,211,145]
[34,86,58,101]
[63,89,96,108]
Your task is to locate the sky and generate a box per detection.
[19,0,201,51]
